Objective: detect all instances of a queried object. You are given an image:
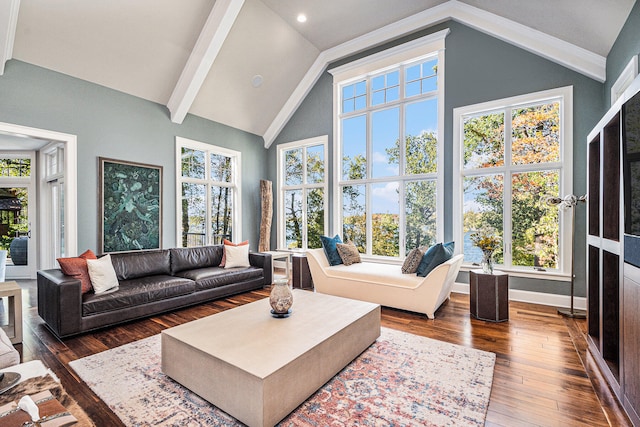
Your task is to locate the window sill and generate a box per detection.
[460,264,571,282]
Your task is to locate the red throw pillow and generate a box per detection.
[57,249,98,294]
[220,239,249,267]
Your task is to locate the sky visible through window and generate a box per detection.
[342,100,438,214]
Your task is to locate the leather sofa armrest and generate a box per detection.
[249,252,272,286]
[37,269,82,338]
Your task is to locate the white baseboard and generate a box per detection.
[452,282,586,311]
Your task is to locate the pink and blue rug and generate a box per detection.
[69,327,495,426]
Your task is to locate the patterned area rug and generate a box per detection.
[69,328,495,426]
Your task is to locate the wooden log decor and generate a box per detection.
[259,179,273,252]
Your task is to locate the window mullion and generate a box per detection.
[503,108,513,268]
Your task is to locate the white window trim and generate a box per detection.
[611,55,638,106]
[175,136,242,246]
[276,135,329,250]
[452,86,574,280]
[330,32,447,260]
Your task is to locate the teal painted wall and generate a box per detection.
[605,1,640,110]
[268,20,605,297]
[0,60,266,252]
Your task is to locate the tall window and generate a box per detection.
[43,145,65,260]
[176,137,241,247]
[331,31,447,259]
[453,87,573,277]
[278,136,328,250]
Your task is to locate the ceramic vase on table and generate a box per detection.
[270,278,293,317]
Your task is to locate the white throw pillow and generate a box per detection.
[223,244,250,268]
[86,254,119,294]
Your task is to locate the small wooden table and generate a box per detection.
[0,281,22,344]
[469,270,509,322]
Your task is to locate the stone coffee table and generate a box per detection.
[161,289,381,427]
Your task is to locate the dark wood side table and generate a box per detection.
[469,269,509,322]
[292,254,314,290]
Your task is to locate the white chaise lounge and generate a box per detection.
[306,248,464,319]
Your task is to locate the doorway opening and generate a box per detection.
[0,122,77,279]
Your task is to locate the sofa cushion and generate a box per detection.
[110,250,171,280]
[220,240,249,267]
[57,249,98,294]
[224,244,250,268]
[170,246,223,274]
[82,275,195,316]
[320,234,343,266]
[336,242,361,266]
[175,266,263,291]
[416,242,455,277]
[0,328,19,369]
[402,246,426,274]
[87,254,119,294]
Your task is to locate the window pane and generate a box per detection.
[342,115,367,180]
[372,182,399,256]
[181,183,206,247]
[422,76,437,93]
[342,185,366,252]
[511,170,559,268]
[181,148,205,179]
[306,145,324,184]
[372,75,385,91]
[407,63,419,80]
[211,185,232,244]
[210,154,231,182]
[463,112,505,169]
[284,189,303,249]
[406,81,420,97]
[512,102,560,165]
[0,159,30,177]
[307,188,324,249]
[372,107,399,178]
[406,59,438,97]
[372,90,385,106]
[284,148,303,185]
[422,59,437,77]
[463,174,504,264]
[405,99,438,174]
[342,81,366,113]
[405,180,437,252]
[342,85,354,100]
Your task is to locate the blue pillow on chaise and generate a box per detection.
[416,241,455,277]
[320,234,343,266]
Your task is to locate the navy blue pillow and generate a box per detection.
[416,241,455,277]
[320,234,343,266]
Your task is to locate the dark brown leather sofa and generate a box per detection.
[37,245,272,338]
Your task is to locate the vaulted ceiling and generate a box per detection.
[0,0,635,147]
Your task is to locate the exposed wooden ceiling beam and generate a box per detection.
[0,0,21,75]
[167,0,244,124]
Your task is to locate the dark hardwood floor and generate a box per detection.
[5,279,633,426]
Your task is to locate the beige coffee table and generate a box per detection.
[161,290,380,427]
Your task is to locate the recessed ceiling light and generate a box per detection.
[251,75,264,88]
[297,14,307,23]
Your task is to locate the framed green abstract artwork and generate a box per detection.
[99,157,162,253]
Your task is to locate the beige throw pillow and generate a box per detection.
[336,242,361,266]
[86,254,119,294]
[224,244,250,268]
